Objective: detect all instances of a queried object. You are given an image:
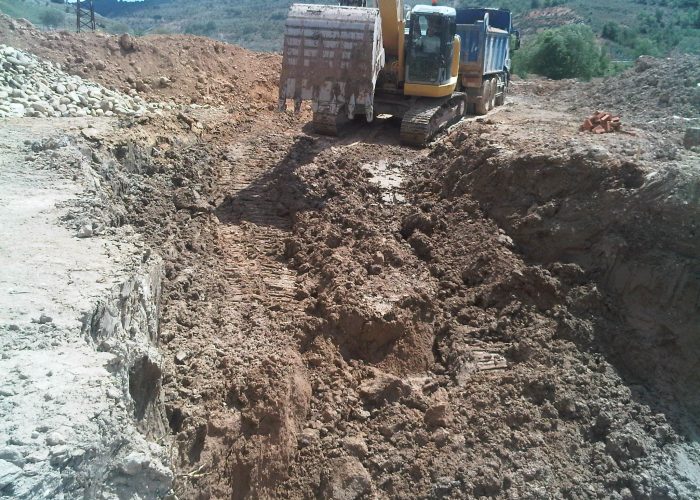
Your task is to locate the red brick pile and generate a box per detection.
[580,112,621,134]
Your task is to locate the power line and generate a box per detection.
[76,0,95,32]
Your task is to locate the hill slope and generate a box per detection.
[95,0,699,56]
[0,0,131,34]
[94,0,326,52]
[1,0,698,56]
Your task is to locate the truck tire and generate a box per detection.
[495,75,505,106]
[475,79,490,115]
[489,78,497,110]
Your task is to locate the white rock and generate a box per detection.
[6,56,25,66]
[77,224,93,238]
[8,103,24,116]
[0,459,23,490]
[45,431,66,446]
[0,385,16,396]
[120,452,147,475]
[25,449,49,464]
[0,447,24,466]
[30,102,50,114]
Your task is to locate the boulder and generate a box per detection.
[118,33,136,52]
[321,457,372,500]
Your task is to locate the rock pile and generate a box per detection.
[0,45,168,119]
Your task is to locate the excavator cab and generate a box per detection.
[405,6,457,87]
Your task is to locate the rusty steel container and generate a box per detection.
[278,4,385,121]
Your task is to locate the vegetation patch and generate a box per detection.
[514,25,610,79]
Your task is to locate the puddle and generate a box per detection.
[362,159,407,204]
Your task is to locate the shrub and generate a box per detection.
[515,25,610,80]
[184,20,217,36]
[39,9,64,28]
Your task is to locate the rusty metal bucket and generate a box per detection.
[278,4,385,121]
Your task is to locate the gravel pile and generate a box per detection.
[0,45,170,119]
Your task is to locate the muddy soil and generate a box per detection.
[4,28,699,498]
[87,79,700,498]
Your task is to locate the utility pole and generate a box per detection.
[76,0,96,33]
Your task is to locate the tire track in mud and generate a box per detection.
[217,142,296,310]
[154,127,316,498]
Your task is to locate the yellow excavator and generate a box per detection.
[278,0,517,145]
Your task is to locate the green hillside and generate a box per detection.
[0,0,72,29]
[93,0,328,52]
[479,0,699,57]
[0,0,130,33]
[99,0,700,56]
[1,0,698,56]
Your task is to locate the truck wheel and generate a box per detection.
[495,76,505,106]
[489,78,497,110]
[475,79,490,115]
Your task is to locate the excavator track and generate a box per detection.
[399,93,467,146]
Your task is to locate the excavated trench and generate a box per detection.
[3,21,698,498]
[431,129,700,419]
[95,112,700,498]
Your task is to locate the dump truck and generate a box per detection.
[278,1,518,145]
[456,8,518,115]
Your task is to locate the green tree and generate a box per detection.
[39,9,64,28]
[516,25,609,80]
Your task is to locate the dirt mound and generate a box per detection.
[553,54,700,133]
[0,14,281,110]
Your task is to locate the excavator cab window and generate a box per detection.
[406,12,454,85]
